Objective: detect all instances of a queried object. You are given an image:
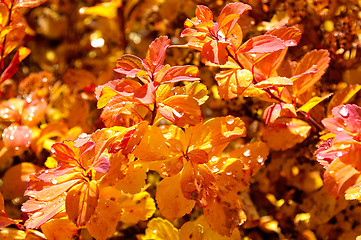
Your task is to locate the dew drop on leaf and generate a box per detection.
[243,149,251,157]
[338,106,349,118]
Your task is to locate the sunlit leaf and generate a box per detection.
[254,77,293,88]
[156,172,195,221]
[297,94,333,114]
[158,95,202,128]
[143,36,171,73]
[238,35,286,54]
[66,181,99,227]
[0,47,31,83]
[263,103,297,125]
[327,85,361,117]
[292,50,330,96]
[1,162,40,200]
[262,118,311,151]
[41,218,78,240]
[86,187,123,240]
[141,218,179,240]
[215,69,253,100]
[201,40,229,65]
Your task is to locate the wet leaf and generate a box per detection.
[156,172,195,221]
[215,69,253,100]
[141,218,179,240]
[66,181,99,227]
[262,118,311,151]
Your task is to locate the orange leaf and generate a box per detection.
[119,192,156,224]
[1,47,30,83]
[195,5,213,22]
[263,103,297,124]
[215,69,253,100]
[238,35,286,54]
[143,36,171,73]
[86,187,123,240]
[1,162,40,200]
[204,191,246,236]
[156,172,195,221]
[266,26,301,47]
[297,93,333,114]
[41,218,78,240]
[115,54,143,77]
[66,180,99,227]
[158,95,202,128]
[292,49,330,96]
[327,85,361,117]
[201,40,229,65]
[262,118,311,151]
[217,2,251,27]
[181,161,218,207]
[254,77,293,88]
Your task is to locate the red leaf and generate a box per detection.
[201,40,229,65]
[217,2,252,28]
[238,35,286,54]
[195,5,213,22]
[292,49,330,96]
[1,47,31,83]
[266,26,302,47]
[115,54,143,77]
[155,65,200,84]
[133,82,157,105]
[143,36,171,73]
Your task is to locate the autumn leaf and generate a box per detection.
[263,103,297,125]
[201,40,229,65]
[156,172,195,221]
[215,69,253,100]
[158,95,202,128]
[66,180,99,226]
[297,93,333,114]
[115,54,144,77]
[262,118,311,151]
[0,46,31,83]
[143,36,171,73]
[141,218,179,240]
[254,77,293,88]
[292,50,330,96]
[41,218,78,240]
[327,85,361,117]
[237,35,286,54]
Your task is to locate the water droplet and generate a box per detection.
[336,127,344,132]
[243,150,251,157]
[317,156,324,160]
[153,230,157,234]
[257,156,264,163]
[226,118,235,125]
[338,106,349,118]
[32,211,44,218]
[172,107,184,118]
[51,179,58,184]
[226,172,232,176]
[329,170,334,174]
[44,170,49,174]
[336,152,342,157]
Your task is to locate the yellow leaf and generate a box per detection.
[41,218,78,240]
[119,192,156,224]
[97,87,118,109]
[254,76,293,88]
[156,173,195,221]
[327,84,361,117]
[215,69,253,100]
[204,191,246,237]
[114,162,147,194]
[66,181,99,227]
[79,0,122,18]
[297,93,332,114]
[179,221,204,240]
[86,187,124,240]
[262,118,311,151]
[1,162,40,200]
[141,218,179,240]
